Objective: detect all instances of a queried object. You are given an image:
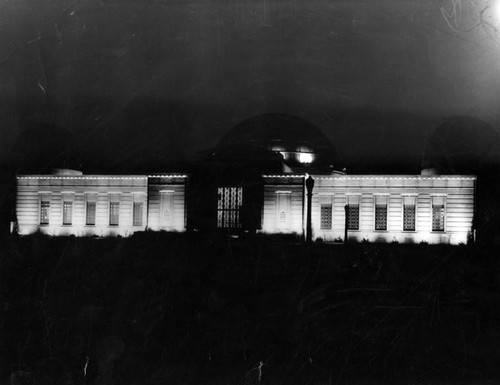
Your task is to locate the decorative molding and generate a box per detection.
[147,174,188,178]
[263,174,306,178]
[18,176,148,180]
[313,176,476,181]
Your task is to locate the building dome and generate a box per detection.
[10,122,81,174]
[217,113,341,172]
[422,116,500,175]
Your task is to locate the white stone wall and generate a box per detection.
[16,175,150,237]
[260,175,305,235]
[146,175,187,232]
[310,175,476,245]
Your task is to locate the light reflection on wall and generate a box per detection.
[260,185,304,235]
[271,145,316,165]
[298,152,313,164]
[493,0,500,22]
[260,215,303,234]
[30,224,133,237]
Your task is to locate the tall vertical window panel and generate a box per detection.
[320,196,333,230]
[403,195,416,231]
[86,195,97,226]
[39,194,51,225]
[62,201,73,225]
[432,196,446,231]
[109,198,120,226]
[346,195,360,230]
[374,195,388,231]
[133,195,144,227]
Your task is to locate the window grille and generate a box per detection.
[86,202,96,225]
[320,204,332,230]
[133,202,143,226]
[403,196,416,231]
[40,201,50,225]
[346,195,359,230]
[374,196,387,231]
[109,202,120,226]
[375,205,387,230]
[63,201,73,225]
[217,187,243,229]
[347,205,359,230]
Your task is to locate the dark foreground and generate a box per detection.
[1,232,500,385]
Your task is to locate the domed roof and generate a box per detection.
[11,121,81,174]
[218,113,340,171]
[422,116,500,175]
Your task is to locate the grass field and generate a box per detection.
[1,232,499,384]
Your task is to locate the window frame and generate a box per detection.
[346,195,360,231]
[62,201,73,226]
[86,201,97,226]
[39,196,51,225]
[402,195,417,232]
[109,201,120,227]
[431,195,446,232]
[133,201,144,227]
[320,203,333,230]
[319,195,333,231]
[374,195,388,231]
[85,194,98,226]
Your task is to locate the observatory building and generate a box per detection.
[15,114,476,244]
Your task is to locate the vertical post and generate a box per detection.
[344,204,348,244]
[305,176,315,243]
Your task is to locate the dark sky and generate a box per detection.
[1,0,499,172]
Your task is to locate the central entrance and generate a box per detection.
[217,187,243,229]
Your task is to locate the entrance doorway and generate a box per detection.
[217,187,243,229]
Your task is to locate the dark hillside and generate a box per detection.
[1,233,500,384]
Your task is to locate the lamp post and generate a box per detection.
[344,204,348,245]
[306,175,314,243]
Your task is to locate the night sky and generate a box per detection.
[1,0,500,173]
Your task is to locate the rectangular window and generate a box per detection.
[62,201,73,225]
[403,196,416,231]
[432,196,445,231]
[320,204,332,230]
[133,202,143,226]
[346,195,359,230]
[109,202,120,226]
[374,195,387,231]
[86,202,96,225]
[40,200,50,225]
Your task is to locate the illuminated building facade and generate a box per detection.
[16,171,187,237]
[15,114,477,244]
[261,174,475,244]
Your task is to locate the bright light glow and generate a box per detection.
[298,152,313,164]
[494,1,500,21]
